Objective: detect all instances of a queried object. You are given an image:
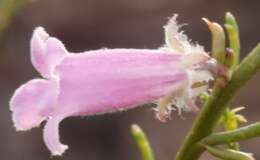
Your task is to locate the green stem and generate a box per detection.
[131,124,155,160]
[175,43,260,160]
[202,122,260,145]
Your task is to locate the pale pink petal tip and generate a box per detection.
[30,27,49,77]
[30,27,67,78]
[9,79,57,131]
[43,116,68,156]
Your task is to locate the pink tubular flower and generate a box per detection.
[10,15,214,156]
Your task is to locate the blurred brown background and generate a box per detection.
[0,0,260,160]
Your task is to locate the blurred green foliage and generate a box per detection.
[0,0,28,37]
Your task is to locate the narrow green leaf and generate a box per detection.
[204,145,254,160]
[225,12,240,68]
[131,124,155,160]
[202,18,226,64]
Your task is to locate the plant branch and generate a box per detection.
[175,43,260,160]
[202,122,260,145]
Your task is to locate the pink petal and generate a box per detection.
[43,116,68,156]
[30,27,49,77]
[54,49,188,116]
[45,38,68,77]
[30,27,67,78]
[10,79,57,130]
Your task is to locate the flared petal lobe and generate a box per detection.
[43,116,68,156]
[10,79,57,131]
[54,49,188,116]
[31,27,68,78]
[30,27,49,77]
